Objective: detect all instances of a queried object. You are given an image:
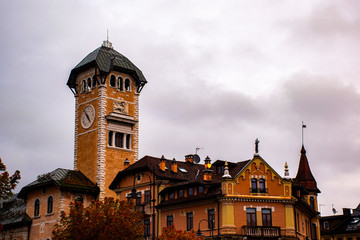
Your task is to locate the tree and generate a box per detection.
[0,157,21,200]
[52,197,144,240]
[157,225,204,240]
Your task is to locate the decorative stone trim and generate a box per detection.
[134,94,139,161]
[74,95,79,170]
[97,86,107,200]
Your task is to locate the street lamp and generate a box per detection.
[127,172,156,240]
[196,219,215,237]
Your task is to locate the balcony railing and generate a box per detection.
[242,226,280,237]
[249,188,268,193]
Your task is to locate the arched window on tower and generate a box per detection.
[125,78,131,91]
[110,75,116,88]
[87,78,91,92]
[310,196,315,209]
[47,196,53,214]
[74,195,84,203]
[251,178,257,193]
[92,75,97,88]
[259,178,266,193]
[34,199,40,217]
[81,80,86,93]
[118,77,123,91]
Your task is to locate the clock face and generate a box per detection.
[81,105,95,129]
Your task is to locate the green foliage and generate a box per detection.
[0,157,20,200]
[157,225,204,240]
[52,197,144,240]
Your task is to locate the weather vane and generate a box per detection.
[302,121,306,145]
[255,138,260,155]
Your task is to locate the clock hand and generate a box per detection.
[85,112,90,122]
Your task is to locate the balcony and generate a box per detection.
[249,188,268,194]
[242,226,280,237]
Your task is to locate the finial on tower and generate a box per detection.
[222,161,232,179]
[302,121,307,146]
[102,29,113,49]
[254,138,260,156]
[284,162,290,178]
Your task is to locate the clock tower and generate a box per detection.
[67,40,147,199]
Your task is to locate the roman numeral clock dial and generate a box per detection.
[81,105,95,129]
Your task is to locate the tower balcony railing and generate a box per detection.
[249,188,268,193]
[242,226,280,237]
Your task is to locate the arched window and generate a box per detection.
[87,78,91,91]
[92,75,97,88]
[125,78,130,91]
[251,178,257,192]
[81,80,86,93]
[34,199,40,217]
[310,196,315,209]
[259,178,266,192]
[110,75,116,87]
[74,195,83,203]
[118,77,123,91]
[47,196,53,214]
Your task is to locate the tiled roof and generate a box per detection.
[110,156,250,190]
[18,168,99,198]
[293,145,320,193]
[67,45,147,89]
[0,195,31,229]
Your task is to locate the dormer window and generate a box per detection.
[178,189,184,198]
[198,185,204,194]
[125,78,131,91]
[188,187,194,196]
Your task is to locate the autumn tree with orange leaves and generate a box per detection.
[0,157,21,200]
[52,198,144,240]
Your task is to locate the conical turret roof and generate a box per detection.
[294,145,320,193]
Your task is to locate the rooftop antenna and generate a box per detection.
[195,146,203,155]
[302,121,306,146]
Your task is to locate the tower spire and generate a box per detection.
[102,29,113,49]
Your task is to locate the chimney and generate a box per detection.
[343,208,351,216]
[185,154,194,164]
[160,155,166,171]
[171,158,178,173]
[203,156,213,181]
[123,158,130,168]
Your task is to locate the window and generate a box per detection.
[87,78,91,91]
[178,189,184,198]
[310,196,315,209]
[246,208,257,226]
[251,178,257,192]
[186,212,193,231]
[144,218,150,237]
[167,215,173,226]
[118,77,123,91]
[74,195,83,203]
[259,178,266,193]
[145,190,151,204]
[216,165,224,174]
[188,187,194,196]
[81,80,86,93]
[198,185,204,194]
[115,132,124,148]
[47,196,53,214]
[92,75,97,88]
[126,134,131,149]
[208,209,215,229]
[168,191,174,200]
[110,75,116,87]
[108,131,113,146]
[136,192,142,206]
[34,199,40,217]
[125,78,131,91]
[262,208,272,226]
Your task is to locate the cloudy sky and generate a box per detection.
[1,0,359,216]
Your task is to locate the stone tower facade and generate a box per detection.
[67,40,147,199]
